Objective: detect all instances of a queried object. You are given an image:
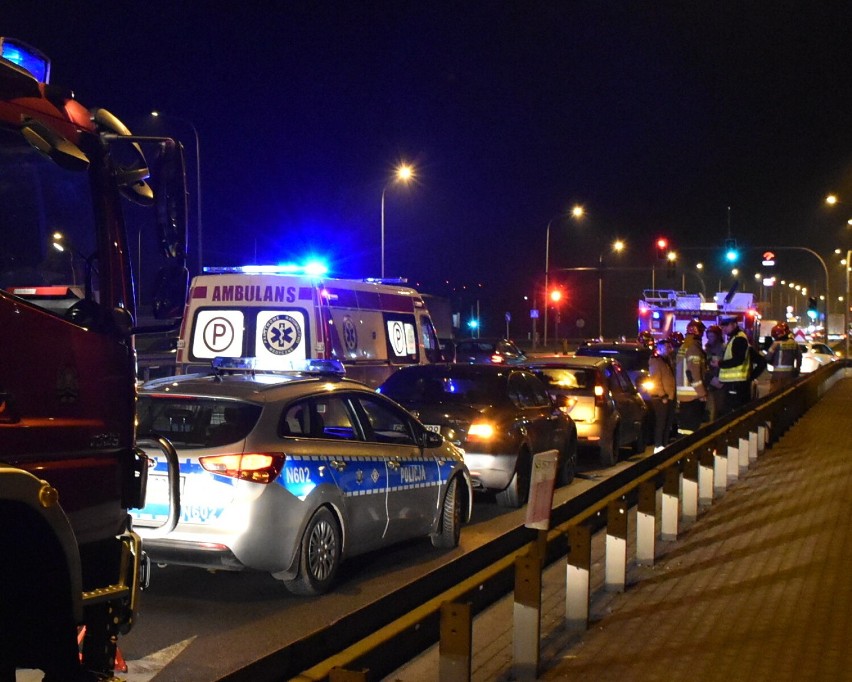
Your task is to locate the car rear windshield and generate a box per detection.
[532,367,597,392]
[381,370,506,405]
[576,347,649,372]
[137,396,263,448]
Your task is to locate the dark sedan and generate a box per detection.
[453,337,527,365]
[378,363,577,507]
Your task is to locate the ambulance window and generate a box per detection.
[420,315,441,363]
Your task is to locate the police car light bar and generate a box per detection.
[211,357,345,377]
[0,38,51,83]
[203,262,328,276]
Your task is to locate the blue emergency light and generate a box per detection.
[203,261,328,276]
[0,38,50,83]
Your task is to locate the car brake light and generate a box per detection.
[490,354,504,363]
[594,384,605,407]
[200,453,286,484]
[467,421,496,441]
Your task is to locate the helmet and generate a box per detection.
[637,330,655,348]
[667,331,684,348]
[771,321,791,340]
[706,324,722,338]
[685,319,706,337]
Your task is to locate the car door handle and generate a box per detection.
[329,459,347,472]
[387,459,401,470]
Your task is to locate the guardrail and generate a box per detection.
[224,362,848,682]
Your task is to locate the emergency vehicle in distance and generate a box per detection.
[0,38,186,677]
[175,266,444,387]
[638,289,760,341]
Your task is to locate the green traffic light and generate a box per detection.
[725,249,739,263]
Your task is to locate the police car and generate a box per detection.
[131,359,472,595]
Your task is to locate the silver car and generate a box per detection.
[131,361,472,595]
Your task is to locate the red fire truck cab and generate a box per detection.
[0,38,186,679]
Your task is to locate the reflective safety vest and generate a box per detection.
[675,339,707,401]
[769,338,798,373]
[719,331,751,383]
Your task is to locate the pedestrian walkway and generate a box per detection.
[388,377,852,681]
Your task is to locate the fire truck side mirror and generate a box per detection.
[152,264,189,320]
[153,139,188,262]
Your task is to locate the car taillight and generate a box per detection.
[490,354,504,363]
[200,453,286,484]
[467,421,496,441]
[594,384,605,407]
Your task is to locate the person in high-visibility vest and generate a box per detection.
[765,321,801,389]
[675,319,708,434]
[712,314,752,417]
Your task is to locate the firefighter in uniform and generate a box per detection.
[764,321,801,389]
[713,314,752,417]
[647,337,676,452]
[675,319,708,434]
[703,324,726,422]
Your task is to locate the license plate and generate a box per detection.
[424,424,441,433]
[147,474,184,503]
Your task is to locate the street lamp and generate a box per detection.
[543,204,583,347]
[151,111,202,274]
[380,163,415,279]
[598,239,625,339]
[826,193,852,359]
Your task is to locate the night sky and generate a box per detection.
[5,3,852,337]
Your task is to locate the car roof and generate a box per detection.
[139,372,371,403]
[526,355,609,369]
[384,363,523,379]
[578,341,646,352]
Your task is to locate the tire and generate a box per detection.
[558,437,577,486]
[431,477,462,548]
[599,426,619,466]
[284,507,341,596]
[495,451,531,508]
[632,419,648,454]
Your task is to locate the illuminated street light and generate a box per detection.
[380,163,415,279]
[543,204,584,346]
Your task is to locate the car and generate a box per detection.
[453,337,527,365]
[525,355,648,466]
[130,359,472,596]
[798,341,839,373]
[574,341,656,404]
[378,363,577,508]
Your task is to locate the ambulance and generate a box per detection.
[175,265,443,386]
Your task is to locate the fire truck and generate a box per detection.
[638,289,760,341]
[0,38,185,679]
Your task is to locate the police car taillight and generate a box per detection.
[200,453,285,484]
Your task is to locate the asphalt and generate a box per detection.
[388,374,852,682]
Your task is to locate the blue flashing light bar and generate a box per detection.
[0,38,51,83]
[203,261,328,276]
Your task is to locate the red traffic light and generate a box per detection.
[656,237,670,260]
[656,238,668,249]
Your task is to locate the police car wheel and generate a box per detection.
[285,507,341,596]
[431,477,461,549]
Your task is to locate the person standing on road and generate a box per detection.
[764,321,801,389]
[713,315,752,417]
[704,324,726,421]
[648,338,676,452]
[675,319,708,434]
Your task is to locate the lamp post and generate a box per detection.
[380,163,414,279]
[598,239,625,339]
[151,111,202,274]
[544,204,584,347]
[826,194,852,360]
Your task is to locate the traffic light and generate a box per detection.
[807,296,818,319]
[655,237,669,260]
[549,289,563,303]
[724,238,739,263]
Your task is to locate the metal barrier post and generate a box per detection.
[565,525,591,632]
[661,466,680,541]
[699,446,714,506]
[738,436,749,473]
[682,454,699,524]
[713,444,728,496]
[439,602,472,682]
[513,555,541,680]
[636,480,656,566]
[748,430,758,463]
[757,422,767,452]
[727,439,739,482]
[605,499,628,592]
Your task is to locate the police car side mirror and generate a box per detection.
[421,430,444,449]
